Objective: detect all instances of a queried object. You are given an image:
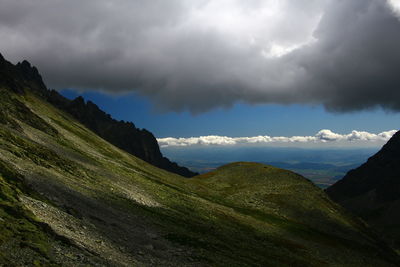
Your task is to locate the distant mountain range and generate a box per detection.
[327,130,400,249]
[1,53,399,265]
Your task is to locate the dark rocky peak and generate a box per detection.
[46,92,196,177]
[0,53,197,177]
[16,60,40,77]
[377,130,400,156]
[327,130,400,201]
[0,54,12,70]
[71,96,86,107]
[86,100,115,123]
[0,55,25,94]
[16,60,33,71]
[86,100,98,109]
[47,92,196,177]
[326,130,400,248]
[16,60,44,81]
[0,56,47,96]
[17,60,47,95]
[47,89,69,106]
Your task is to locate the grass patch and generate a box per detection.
[0,160,54,265]
[0,127,77,174]
[0,88,58,136]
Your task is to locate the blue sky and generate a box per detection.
[61,89,400,139]
[3,0,400,146]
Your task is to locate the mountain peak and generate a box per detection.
[327,130,400,247]
[0,53,197,177]
[0,56,47,96]
[327,130,400,201]
[48,93,197,177]
[17,59,32,68]
[15,59,47,93]
[1,53,399,266]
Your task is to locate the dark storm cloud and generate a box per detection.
[0,0,399,113]
[294,0,400,112]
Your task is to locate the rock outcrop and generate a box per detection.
[0,53,197,177]
[327,130,400,247]
[47,92,197,177]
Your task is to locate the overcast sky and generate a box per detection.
[1,0,400,114]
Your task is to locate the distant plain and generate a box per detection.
[162,146,379,188]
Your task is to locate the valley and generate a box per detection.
[1,55,399,266]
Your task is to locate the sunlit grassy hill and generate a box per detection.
[1,56,399,266]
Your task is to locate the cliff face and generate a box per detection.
[0,54,197,177]
[327,131,400,202]
[327,130,400,247]
[0,54,46,96]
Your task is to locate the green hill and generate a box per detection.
[0,53,196,178]
[0,55,399,266]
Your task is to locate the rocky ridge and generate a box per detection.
[0,53,196,177]
[327,130,400,248]
[1,53,400,266]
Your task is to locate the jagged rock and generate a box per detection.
[0,55,197,177]
[0,55,47,96]
[327,131,400,202]
[47,94,197,177]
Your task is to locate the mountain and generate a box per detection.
[1,54,399,266]
[0,54,196,178]
[47,93,197,178]
[327,130,400,249]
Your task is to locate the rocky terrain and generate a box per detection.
[0,53,196,177]
[47,92,197,178]
[1,54,399,266]
[327,130,400,249]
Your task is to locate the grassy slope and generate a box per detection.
[0,89,399,266]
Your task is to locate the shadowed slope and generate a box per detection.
[327,131,400,248]
[0,54,399,266]
[47,91,197,177]
[0,53,196,177]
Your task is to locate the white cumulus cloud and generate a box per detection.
[157,130,398,147]
[388,0,400,17]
